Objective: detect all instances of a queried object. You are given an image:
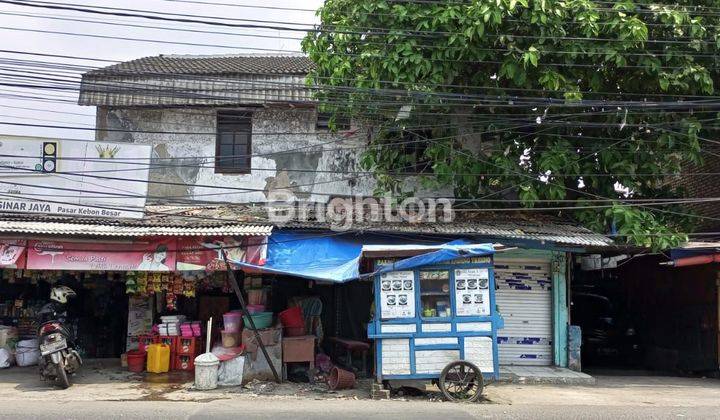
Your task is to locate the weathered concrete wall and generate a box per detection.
[95,106,377,204]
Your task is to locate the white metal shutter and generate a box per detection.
[495,258,553,366]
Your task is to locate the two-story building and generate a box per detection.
[72,54,615,377]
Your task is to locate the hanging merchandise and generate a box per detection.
[172,275,184,295]
[125,272,138,294]
[137,272,148,293]
[166,292,177,311]
[150,273,162,294]
[160,273,170,292]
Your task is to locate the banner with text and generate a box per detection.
[0,135,151,219]
[27,238,176,271]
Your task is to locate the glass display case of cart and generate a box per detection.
[419,270,451,318]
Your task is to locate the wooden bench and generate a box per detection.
[327,337,370,378]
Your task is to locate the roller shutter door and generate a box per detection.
[495,258,553,366]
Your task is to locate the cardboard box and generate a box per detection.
[282,335,315,363]
[242,325,281,353]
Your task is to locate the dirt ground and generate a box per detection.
[2,359,720,410]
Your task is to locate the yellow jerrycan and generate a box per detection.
[146,343,171,373]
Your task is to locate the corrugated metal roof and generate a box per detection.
[285,219,613,247]
[0,220,272,237]
[0,205,272,237]
[0,205,611,246]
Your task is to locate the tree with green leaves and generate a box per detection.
[303,0,720,249]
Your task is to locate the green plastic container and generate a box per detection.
[243,311,273,329]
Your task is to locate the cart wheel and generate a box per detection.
[438,361,483,402]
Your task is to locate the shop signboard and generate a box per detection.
[0,135,151,219]
[176,236,268,271]
[26,238,176,271]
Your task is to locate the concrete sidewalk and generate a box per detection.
[1,360,718,412]
[499,366,595,385]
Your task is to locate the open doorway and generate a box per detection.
[571,254,719,375]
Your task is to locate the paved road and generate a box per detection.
[0,399,716,420]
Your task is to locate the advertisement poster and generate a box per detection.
[0,135,151,219]
[126,295,154,351]
[454,268,490,316]
[175,236,267,271]
[379,270,415,319]
[27,238,176,271]
[0,239,26,268]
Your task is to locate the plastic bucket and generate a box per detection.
[279,307,304,328]
[246,304,265,314]
[194,353,219,390]
[221,330,241,348]
[127,350,146,373]
[328,366,355,390]
[223,312,243,333]
[242,312,273,329]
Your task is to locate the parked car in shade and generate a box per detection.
[571,291,642,367]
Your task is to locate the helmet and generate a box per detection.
[50,285,76,304]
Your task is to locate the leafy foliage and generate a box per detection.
[303,0,720,249]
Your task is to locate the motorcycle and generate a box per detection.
[37,286,83,389]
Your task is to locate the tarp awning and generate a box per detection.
[668,245,720,267]
[232,232,495,283]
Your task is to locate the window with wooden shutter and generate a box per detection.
[216,111,252,173]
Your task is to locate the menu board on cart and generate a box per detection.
[454,268,490,316]
[379,271,415,319]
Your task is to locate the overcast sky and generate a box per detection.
[0,0,324,140]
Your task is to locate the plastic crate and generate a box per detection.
[173,354,195,371]
[159,336,178,355]
[176,337,201,356]
[138,334,159,353]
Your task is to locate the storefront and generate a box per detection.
[572,244,720,374]
[495,249,567,367]
[0,230,271,370]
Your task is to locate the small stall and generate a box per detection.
[234,234,507,399]
[365,244,503,402]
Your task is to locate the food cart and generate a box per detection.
[367,246,503,402]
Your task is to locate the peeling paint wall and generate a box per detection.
[95,106,376,204]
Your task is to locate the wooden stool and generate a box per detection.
[327,337,370,378]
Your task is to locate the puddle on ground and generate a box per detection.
[141,371,194,384]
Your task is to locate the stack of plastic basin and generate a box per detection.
[223,312,243,333]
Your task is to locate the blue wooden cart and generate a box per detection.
[367,252,504,401]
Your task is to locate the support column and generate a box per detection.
[552,252,569,367]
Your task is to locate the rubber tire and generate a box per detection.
[438,361,483,403]
[56,359,71,389]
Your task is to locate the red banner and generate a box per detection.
[176,236,267,271]
[27,238,176,271]
[23,236,267,271]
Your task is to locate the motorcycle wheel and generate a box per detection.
[56,359,70,389]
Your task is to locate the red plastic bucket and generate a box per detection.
[279,307,304,328]
[127,350,146,373]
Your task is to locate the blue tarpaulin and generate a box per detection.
[374,242,495,274]
[231,232,495,283]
